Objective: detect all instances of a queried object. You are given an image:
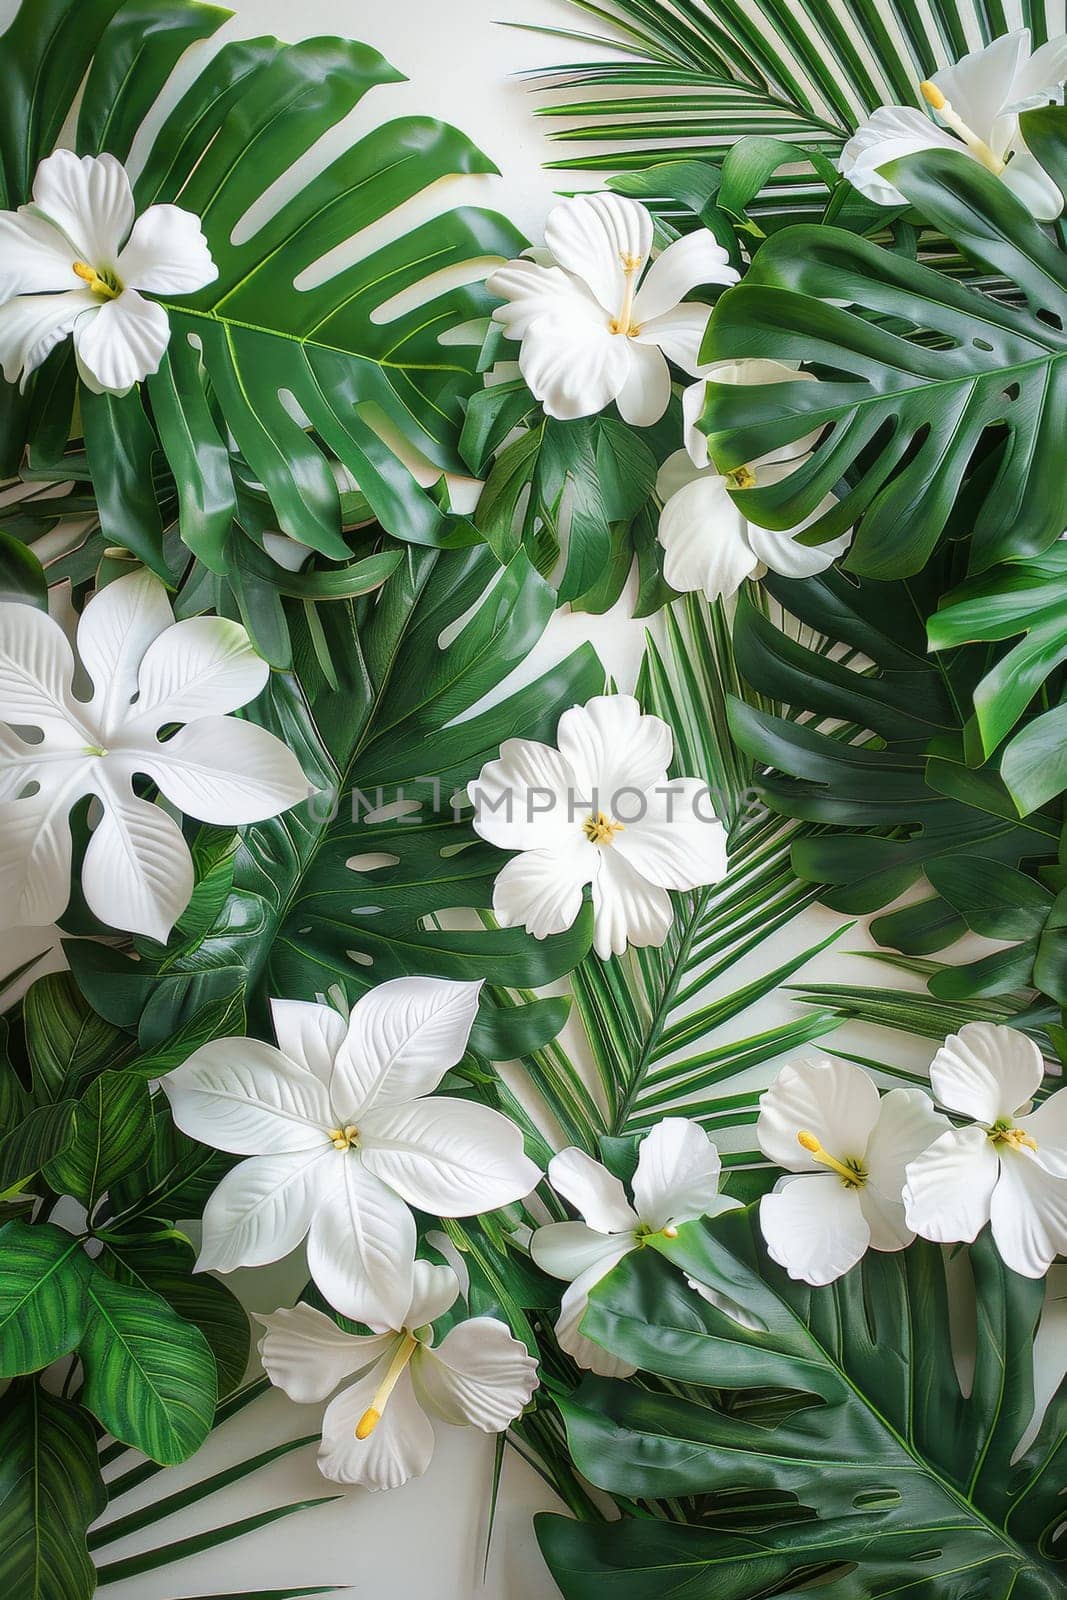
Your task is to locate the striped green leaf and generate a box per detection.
[0,1384,105,1600]
[43,1071,152,1210]
[0,1221,89,1378]
[0,1101,77,1198]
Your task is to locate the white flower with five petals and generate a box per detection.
[841,30,1067,220]
[656,360,851,601]
[0,569,308,941]
[757,1058,947,1286]
[163,978,540,1330]
[0,150,217,395]
[469,694,728,960]
[487,193,738,425]
[530,1119,738,1376]
[258,1262,539,1490]
[903,1022,1067,1278]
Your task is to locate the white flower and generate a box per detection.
[757,1058,947,1286]
[163,978,540,1329]
[0,570,308,941]
[656,360,852,600]
[0,150,216,395]
[841,30,1067,220]
[530,1119,738,1376]
[468,694,728,960]
[903,1022,1067,1278]
[258,1261,539,1490]
[486,193,738,425]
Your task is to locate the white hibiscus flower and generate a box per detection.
[656,360,851,601]
[757,1058,947,1286]
[163,978,540,1330]
[903,1022,1067,1278]
[841,30,1067,220]
[487,193,738,425]
[468,694,728,960]
[530,1119,738,1376]
[0,150,216,395]
[258,1262,539,1490]
[0,569,308,941]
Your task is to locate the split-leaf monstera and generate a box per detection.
[701,137,1067,580]
[539,1210,1066,1599]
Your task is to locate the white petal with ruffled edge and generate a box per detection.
[518,305,631,422]
[0,208,79,301]
[657,471,759,601]
[413,1317,539,1430]
[840,106,970,207]
[319,1360,434,1489]
[1017,1087,1067,1177]
[30,151,134,268]
[631,1118,725,1231]
[306,1156,417,1329]
[491,836,597,941]
[197,1147,334,1273]
[257,1303,391,1403]
[330,976,482,1122]
[72,289,170,395]
[406,1261,461,1329]
[0,785,82,929]
[631,230,735,324]
[614,778,727,892]
[163,1036,332,1154]
[468,738,580,852]
[116,204,217,295]
[862,1087,947,1251]
[929,1021,1043,1123]
[757,1057,881,1173]
[543,192,652,317]
[592,845,673,959]
[903,1125,999,1244]
[131,716,309,824]
[555,1246,638,1377]
[988,1149,1067,1278]
[760,1172,870,1285]
[614,338,671,426]
[360,1096,539,1216]
[556,694,672,811]
[531,1220,633,1281]
[0,289,99,388]
[546,1146,639,1234]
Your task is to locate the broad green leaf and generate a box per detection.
[22,973,131,1100]
[80,1272,216,1464]
[540,1210,1066,1599]
[108,1098,237,1224]
[0,529,47,607]
[702,147,1067,579]
[0,1383,105,1600]
[0,1102,76,1198]
[43,1071,152,1210]
[0,1221,89,1377]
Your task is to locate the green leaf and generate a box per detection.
[540,1210,1066,1599]
[0,1101,77,1198]
[0,1221,89,1378]
[80,1271,216,1464]
[108,1097,236,1224]
[43,1071,152,1210]
[0,1383,105,1600]
[0,529,47,607]
[703,147,1067,578]
[22,973,131,1100]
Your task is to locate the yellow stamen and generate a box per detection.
[726,465,757,491]
[583,811,624,847]
[355,1333,418,1439]
[991,1124,1038,1153]
[919,81,1006,173]
[662,1225,679,1240]
[797,1129,867,1187]
[73,261,121,300]
[609,251,643,336]
[328,1124,360,1151]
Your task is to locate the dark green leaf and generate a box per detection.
[43,1071,152,1209]
[0,1220,89,1377]
[0,1383,105,1600]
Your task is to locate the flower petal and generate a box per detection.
[268,998,346,1087]
[1003,33,1067,114]
[306,1156,416,1329]
[413,1316,538,1430]
[116,204,217,294]
[988,1149,1067,1278]
[163,1035,333,1154]
[613,777,728,892]
[633,302,713,376]
[902,1125,999,1243]
[519,308,630,422]
[0,289,98,389]
[546,1147,638,1234]
[31,150,133,263]
[544,192,652,317]
[592,845,673,959]
[488,258,602,339]
[127,616,269,732]
[863,1087,947,1206]
[76,570,174,741]
[857,1182,913,1253]
[491,837,597,941]
[1017,1087,1067,1177]
[330,976,483,1123]
[197,1146,334,1272]
[0,599,84,741]
[931,31,1029,143]
[681,379,711,469]
[130,716,309,824]
[81,782,193,941]
[632,1118,724,1231]
[468,738,578,851]
[614,338,671,427]
[657,473,759,601]
[530,1220,630,1282]
[929,1021,1044,1123]
[1000,141,1065,221]
[747,516,851,580]
[73,288,170,395]
[319,1362,433,1489]
[632,230,736,324]
[557,694,672,806]
[0,789,79,930]
[757,1057,882,1174]
[258,1302,391,1402]
[760,1173,870,1285]
[0,206,80,299]
[656,445,706,502]
[555,1249,638,1377]
[840,107,968,208]
[406,1260,460,1329]
[360,1096,539,1217]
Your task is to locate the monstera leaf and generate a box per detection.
[1,0,522,567]
[701,139,1067,580]
[728,562,1057,957]
[539,1209,1066,1600]
[68,545,602,1043]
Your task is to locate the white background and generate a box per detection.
[12,2,1063,1597]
